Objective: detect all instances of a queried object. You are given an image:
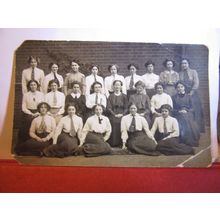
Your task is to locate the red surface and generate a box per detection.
[1,159,220,192]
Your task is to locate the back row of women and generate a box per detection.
[15,56,205,157]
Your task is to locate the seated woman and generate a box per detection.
[14,102,56,156]
[151,104,194,155]
[107,80,128,147]
[43,103,83,158]
[128,80,151,126]
[85,64,104,96]
[45,79,65,124]
[79,104,112,157]
[18,80,45,142]
[159,59,179,96]
[151,82,173,120]
[65,81,86,121]
[172,81,200,147]
[121,103,159,155]
[86,81,107,117]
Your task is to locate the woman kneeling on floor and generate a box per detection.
[43,103,83,157]
[79,104,112,157]
[150,104,194,155]
[120,103,159,155]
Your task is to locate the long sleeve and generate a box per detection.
[150,118,158,137]
[150,96,156,113]
[104,78,110,98]
[123,95,128,115]
[77,118,83,143]
[141,117,154,138]
[53,119,64,144]
[121,116,128,143]
[63,74,69,96]
[103,118,112,141]
[192,70,199,90]
[22,70,27,94]
[57,93,65,115]
[81,119,91,144]
[167,95,173,108]
[86,95,94,109]
[166,118,179,139]
[22,94,33,115]
[39,71,45,93]
[29,119,39,139]
[46,118,56,140]
[107,96,115,116]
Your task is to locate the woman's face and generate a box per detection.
[136,85,144,94]
[95,105,103,116]
[156,85,163,94]
[176,83,185,94]
[71,62,79,72]
[39,104,48,115]
[30,59,38,68]
[110,65,118,75]
[51,64,58,73]
[181,60,189,70]
[91,66,98,75]
[166,61,173,71]
[68,106,76,116]
[29,82,38,92]
[146,64,154,73]
[72,84,80,94]
[129,104,137,115]
[129,66,136,75]
[50,82,58,92]
[161,108,169,118]
[94,84,102,93]
[113,81,122,92]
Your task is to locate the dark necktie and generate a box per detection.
[164,118,168,134]
[98,116,103,124]
[95,93,98,104]
[129,115,136,132]
[69,115,76,137]
[94,74,97,82]
[53,72,58,81]
[129,74,134,90]
[38,116,47,133]
[31,67,35,80]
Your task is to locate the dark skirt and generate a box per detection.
[191,91,205,132]
[127,131,158,155]
[83,132,112,157]
[108,116,122,147]
[146,89,156,99]
[15,132,52,156]
[155,132,194,155]
[17,110,38,142]
[127,89,136,100]
[175,112,200,147]
[43,132,79,158]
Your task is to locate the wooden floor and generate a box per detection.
[14,127,212,168]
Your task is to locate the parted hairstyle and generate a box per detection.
[144,60,155,68]
[27,79,40,91]
[37,102,51,112]
[154,82,165,90]
[160,104,173,113]
[48,79,60,88]
[92,104,105,113]
[108,64,119,72]
[134,80,145,88]
[91,81,102,93]
[90,64,99,71]
[175,80,187,89]
[127,63,139,70]
[48,62,59,69]
[65,102,78,114]
[163,59,176,68]
[27,56,40,64]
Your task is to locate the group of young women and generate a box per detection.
[14,56,205,158]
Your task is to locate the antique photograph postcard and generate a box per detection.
[10,40,212,167]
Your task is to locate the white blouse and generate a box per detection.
[150,93,173,113]
[121,114,153,143]
[125,74,143,90]
[43,72,64,94]
[141,73,159,89]
[104,74,127,97]
[45,91,65,115]
[53,115,83,144]
[22,67,45,94]
[85,74,104,96]
[151,116,179,139]
[22,91,45,115]
[29,115,56,140]
[86,93,107,109]
[81,115,112,144]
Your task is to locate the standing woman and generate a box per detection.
[45,79,65,124]
[151,82,173,119]
[151,104,194,155]
[43,62,64,94]
[121,103,158,155]
[104,64,126,98]
[107,80,128,147]
[15,102,56,156]
[172,81,200,147]
[22,56,45,94]
[125,63,142,99]
[79,104,112,157]
[19,80,45,142]
[142,60,159,99]
[63,60,86,95]
[128,80,151,126]
[179,58,205,132]
[159,59,179,96]
[43,103,83,158]
[65,81,86,121]
[85,64,104,96]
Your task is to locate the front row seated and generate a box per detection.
[15,102,196,157]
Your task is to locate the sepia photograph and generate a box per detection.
[11,40,211,167]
